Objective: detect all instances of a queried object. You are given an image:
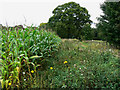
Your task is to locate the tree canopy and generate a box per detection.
[97,1,120,47]
[48,2,92,39]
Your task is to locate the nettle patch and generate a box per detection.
[0,27,61,89]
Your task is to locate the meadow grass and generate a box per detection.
[30,39,119,89]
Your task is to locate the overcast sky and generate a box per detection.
[0,0,106,27]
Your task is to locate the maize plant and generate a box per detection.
[0,26,61,88]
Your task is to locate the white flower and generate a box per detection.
[74,64,77,67]
[23,72,25,74]
[109,49,112,51]
[24,79,26,81]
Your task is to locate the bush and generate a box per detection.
[0,26,61,88]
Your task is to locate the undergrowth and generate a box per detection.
[32,40,120,89]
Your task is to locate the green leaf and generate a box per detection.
[1,79,5,88]
[29,55,42,59]
[5,80,9,88]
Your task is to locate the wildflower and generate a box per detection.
[109,49,112,52]
[50,67,53,70]
[24,79,26,81]
[9,76,12,78]
[9,83,11,86]
[79,68,81,70]
[31,70,34,73]
[74,64,77,68]
[23,72,25,75]
[64,61,68,64]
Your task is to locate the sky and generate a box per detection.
[0,0,106,27]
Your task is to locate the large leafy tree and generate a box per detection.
[48,2,92,39]
[97,1,120,47]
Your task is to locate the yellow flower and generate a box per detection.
[50,67,53,70]
[9,76,12,78]
[64,61,68,64]
[9,83,11,86]
[31,70,34,73]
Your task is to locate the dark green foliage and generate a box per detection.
[48,2,92,39]
[97,1,120,47]
[80,24,94,40]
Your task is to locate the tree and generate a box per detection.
[48,2,92,39]
[97,1,120,47]
[80,24,94,40]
